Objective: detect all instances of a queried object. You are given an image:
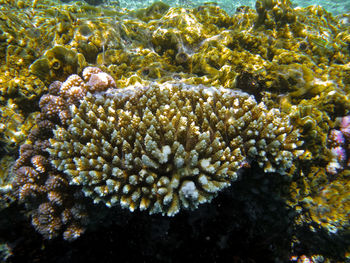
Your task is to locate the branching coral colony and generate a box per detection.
[12,67,303,240]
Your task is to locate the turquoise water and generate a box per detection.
[114,0,350,15]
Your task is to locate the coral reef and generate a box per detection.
[285,117,350,254]
[255,0,296,29]
[48,80,302,216]
[12,68,303,241]
[309,169,350,232]
[0,100,39,153]
[0,0,349,260]
[1,0,349,155]
[301,116,350,232]
[30,45,83,84]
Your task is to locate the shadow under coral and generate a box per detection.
[1,164,348,263]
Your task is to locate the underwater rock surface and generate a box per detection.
[0,0,349,262]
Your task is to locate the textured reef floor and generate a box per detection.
[0,0,350,262]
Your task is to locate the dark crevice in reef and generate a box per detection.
[3,165,348,263]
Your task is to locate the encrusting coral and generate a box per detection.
[47,70,303,216]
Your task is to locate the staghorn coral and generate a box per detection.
[48,80,303,216]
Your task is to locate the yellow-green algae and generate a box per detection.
[0,0,349,258]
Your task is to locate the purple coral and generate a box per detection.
[326,116,350,175]
[328,129,345,146]
[340,116,350,138]
[331,146,347,163]
[83,67,116,92]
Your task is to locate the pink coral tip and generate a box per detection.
[331,146,347,163]
[329,129,345,146]
[340,116,350,138]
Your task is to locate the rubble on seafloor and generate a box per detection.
[0,0,349,261]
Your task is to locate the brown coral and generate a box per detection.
[48,81,303,216]
[12,67,113,240]
[13,142,87,240]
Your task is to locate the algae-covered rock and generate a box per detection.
[0,155,16,212]
[255,0,296,29]
[30,45,82,83]
[131,1,170,22]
